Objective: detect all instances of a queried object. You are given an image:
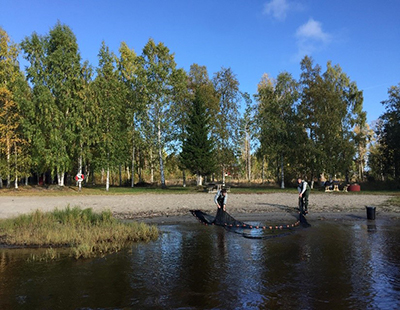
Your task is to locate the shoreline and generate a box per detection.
[0,192,399,224]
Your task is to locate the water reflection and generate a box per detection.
[0,218,399,309]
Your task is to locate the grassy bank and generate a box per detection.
[1,183,399,197]
[0,207,159,259]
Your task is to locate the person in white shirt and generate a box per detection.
[297,177,310,215]
[214,188,227,211]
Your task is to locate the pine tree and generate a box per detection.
[180,88,216,186]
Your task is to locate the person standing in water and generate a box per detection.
[297,177,310,215]
[214,188,227,211]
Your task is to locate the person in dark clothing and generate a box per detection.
[297,177,310,215]
[214,188,227,211]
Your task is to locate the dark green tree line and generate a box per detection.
[369,83,400,182]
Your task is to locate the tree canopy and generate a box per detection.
[2,23,394,189]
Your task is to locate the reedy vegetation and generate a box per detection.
[0,207,159,259]
[0,23,399,189]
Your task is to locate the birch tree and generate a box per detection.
[21,22,85,186]
[299,56,365,182]
[0,28,31,188]
[212,67,241,184]
[256,72,300,188]
[93,42,125,191]
[240,92,257,182]
[137,39,183,188]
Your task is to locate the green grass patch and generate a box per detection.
[1,183,398,196]
[0,207,159,260]
[0,184,197,196]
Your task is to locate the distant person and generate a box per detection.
[297,177,310,215]
[214,188,227,211]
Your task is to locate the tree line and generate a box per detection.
[1,23,399,190]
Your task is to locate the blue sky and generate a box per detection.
[1,0,399,124]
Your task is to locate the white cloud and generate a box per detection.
[295,18,330,43]
[263,0,289,21]
[263,0,303,21]
[293,18,332,60]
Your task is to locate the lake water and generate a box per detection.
[1,215,400,310]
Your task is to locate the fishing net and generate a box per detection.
[190,208,310,239]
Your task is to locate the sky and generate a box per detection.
[1,0,399,124]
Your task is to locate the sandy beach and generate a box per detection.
[0,192,399,224]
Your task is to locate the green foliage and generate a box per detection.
[370,83,400,182]
[298,56,365,181]
[255,72,301,186]
[92,41,127,190]
[212,67,242,181]
[180,88,216,181]
[21,22,86,184]
[0,27,31,187]
[136,38,186,187]
[0,23,380,189]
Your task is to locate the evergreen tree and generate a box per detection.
[373,83,400,181]
[180,88,215,185]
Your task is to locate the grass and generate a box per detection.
[0,184,196,196]
[1,183,399,196]
[0,207,159,260]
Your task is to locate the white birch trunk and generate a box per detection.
[57,171,65,186]
[78,153,83,191]
[158,121,166,187]
[280,154,285,189]
[14,142,18,189]
[150,149,154,183]
[131,116,135,188]
[126,166,130,183]
[196,173,203,186]
[131,145,135,187]
[106,166,110,191]
[7,138,10,188]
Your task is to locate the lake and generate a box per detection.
[1,215,399,309]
